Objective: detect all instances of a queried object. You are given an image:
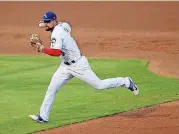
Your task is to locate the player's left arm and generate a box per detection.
[30,34,63,57]
[42,48,62,56]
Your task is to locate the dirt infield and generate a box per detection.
[38,101,179,134]
[0,2,178,134]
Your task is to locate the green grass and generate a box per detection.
[0,55,178,134]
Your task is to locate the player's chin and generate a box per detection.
[45,27,51,31]
[45,28,50,31]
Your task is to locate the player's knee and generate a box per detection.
[94,83,104,90]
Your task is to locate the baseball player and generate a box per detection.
[29,11,139,123]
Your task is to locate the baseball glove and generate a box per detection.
[30,33,42,45]
[30,33,44,52]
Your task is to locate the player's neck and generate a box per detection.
[50,21,58,33]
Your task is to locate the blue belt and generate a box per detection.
[64,54,82,65]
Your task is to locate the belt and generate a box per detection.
[64,54,82,65]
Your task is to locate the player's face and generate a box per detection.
[44,20,55,31]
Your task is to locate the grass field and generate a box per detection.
[0,55,179,134]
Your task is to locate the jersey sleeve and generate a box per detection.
[59,22,71,33]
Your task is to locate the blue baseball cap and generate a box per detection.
[42,11,57,22]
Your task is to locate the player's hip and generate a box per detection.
[62,55,89,68]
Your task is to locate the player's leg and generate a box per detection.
[29,64,73,122]
[85,70,138,95]
[70,68,129,89]
[68,56,138,95]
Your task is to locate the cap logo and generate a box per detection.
[44,14,47,18]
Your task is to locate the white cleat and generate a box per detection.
[127,77,139,96]
[29,114,47,123]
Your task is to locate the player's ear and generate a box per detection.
[54,20,58,25]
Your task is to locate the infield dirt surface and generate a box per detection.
[0,2,179,134]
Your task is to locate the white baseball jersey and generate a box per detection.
[50,22,81,63]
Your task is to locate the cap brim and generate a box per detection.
[42,18,53,21]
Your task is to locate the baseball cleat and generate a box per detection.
[29,114,47,123]
[127,77,139,96]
